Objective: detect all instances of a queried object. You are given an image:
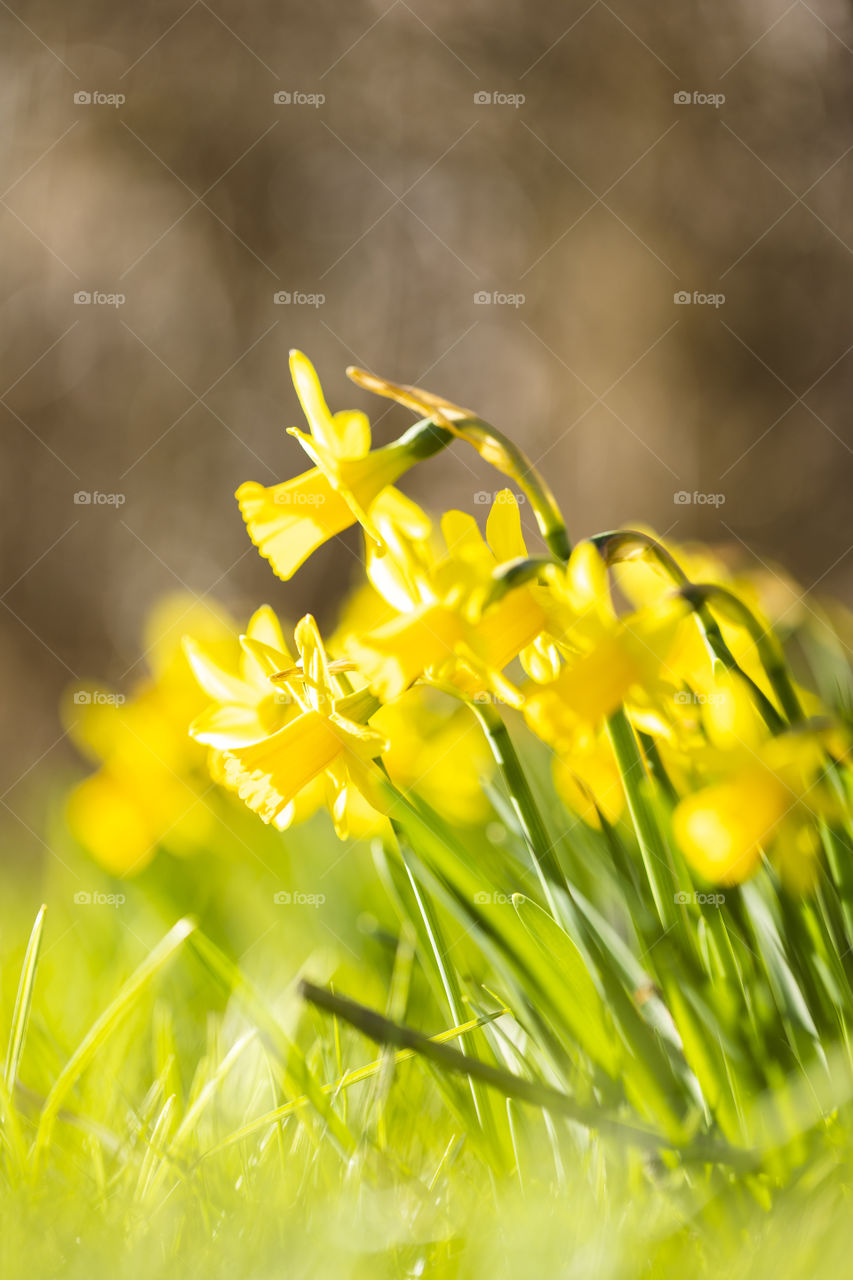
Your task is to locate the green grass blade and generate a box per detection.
[4,904,46,1091]
[299,980,748,1165]
[200,1009,505,1158]
[33,917,196,1171]
[511,893,620,1074]
[187,928,357,1157]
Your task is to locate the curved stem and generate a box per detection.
[346,366,571,561]
[680,583,804,725]
[592,530,786,733]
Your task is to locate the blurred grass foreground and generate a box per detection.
[0,351,851,1280]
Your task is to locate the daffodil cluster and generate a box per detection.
[68,352,847,896]
[176,351,853,895]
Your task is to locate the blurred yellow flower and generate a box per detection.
[64,596,235,875]
[550,731,626,829]
[671,677,839,888]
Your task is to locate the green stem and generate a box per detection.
[593,531,786,733]
[606,707,676,930]
[680,583,804,725]
[457,417,571,561]
[470,702,562,892]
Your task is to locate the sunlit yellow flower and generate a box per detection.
[523,541,684,743]
[236,351,449,580]
[215,615,389,840]
[183,605,324,831]
[346,488,549,705]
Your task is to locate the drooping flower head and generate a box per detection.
[236,351,451,580]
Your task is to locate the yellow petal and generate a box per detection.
[189,703,268,749]
[348,603,466,700]
[567,541,615,621]
[472,588,547,675]
[289,351,370,460]
[555,634,641,726]
[486,491,527,563]
[441,510,488,562]
[183,637,256,707]
[246,605,287,647]
[295,614,334,712]
[372,488,433,540]
[223,709,344,824]
[236,473,354,581]
[241,606,291,689]
[552,745,625,829]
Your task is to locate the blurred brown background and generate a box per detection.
[2,0,853,796]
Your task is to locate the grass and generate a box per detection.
[1,697,853,1280]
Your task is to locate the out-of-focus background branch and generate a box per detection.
[2,0,853,792]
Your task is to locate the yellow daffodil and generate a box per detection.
[523,541,685,744]
[346,488,550,706]
[183,604,325,831]
[236,351,450,580]
[214,615,389,840]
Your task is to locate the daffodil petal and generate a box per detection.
[236,474,355,581]
[486,491,527,563]
[189,704,268,749]
[182,637,257,707]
